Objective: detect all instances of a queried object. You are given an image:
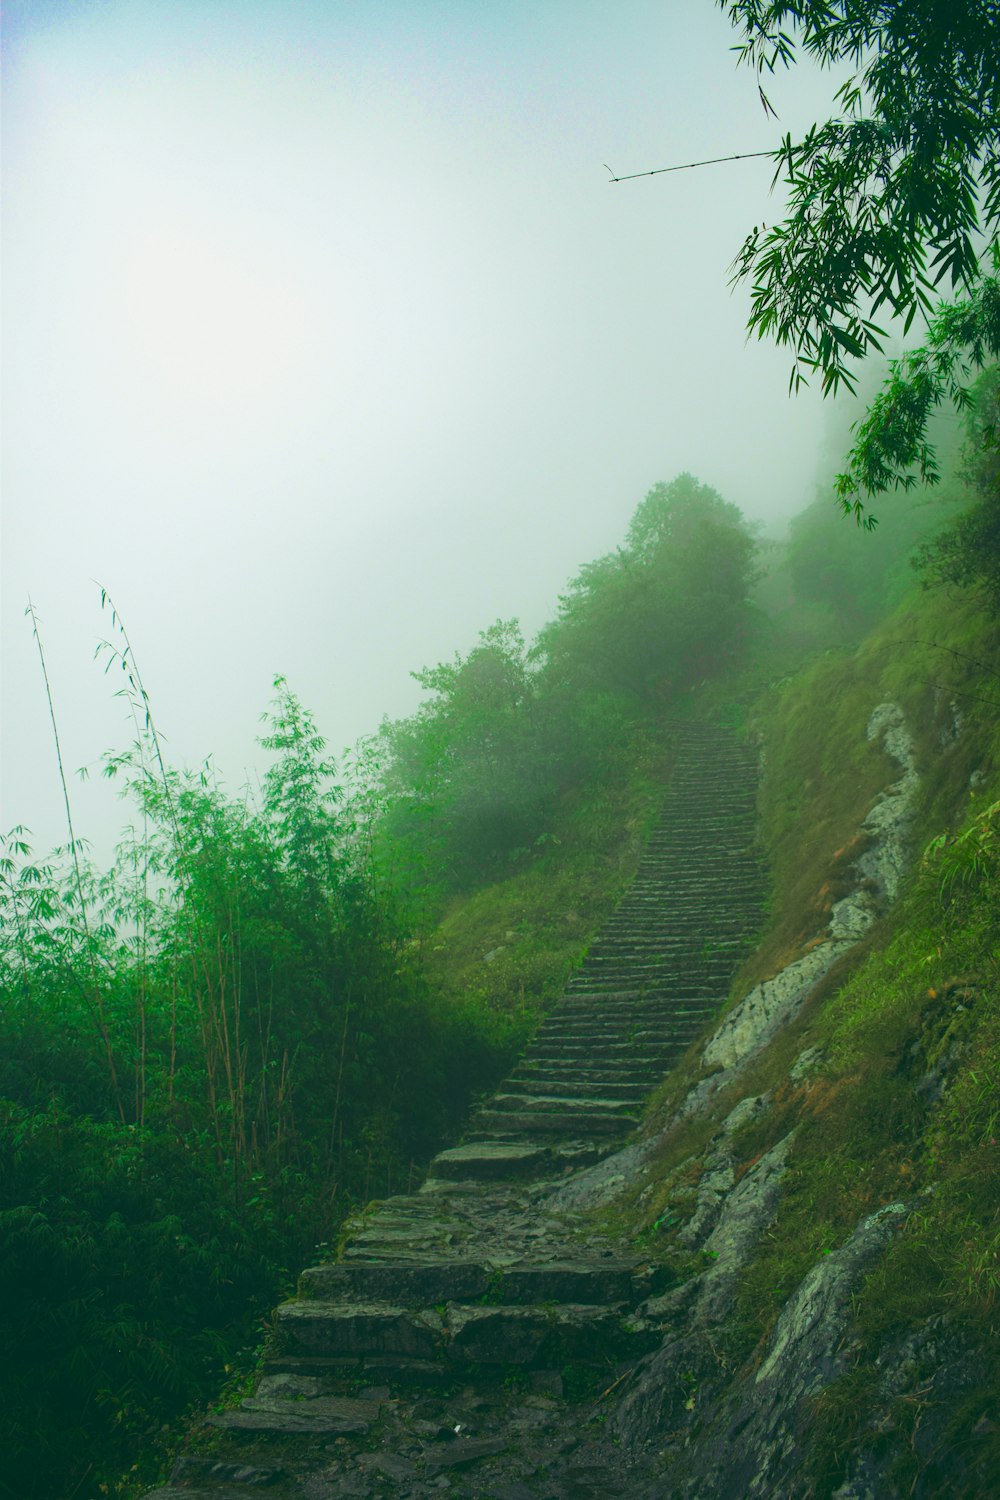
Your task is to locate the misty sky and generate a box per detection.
[2,0,848,858]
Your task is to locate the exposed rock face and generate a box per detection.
[616,1204,912,1498]
[679,702,920,1121]
[701,941,851,1073]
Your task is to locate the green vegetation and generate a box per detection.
[623,470,1000,1493]
[0,667,507,1499]
[377,472,759,1015]
[5,365,997,1496]
[720,0,1000,514]
[377,474,757,900]
[1,473,758,1498]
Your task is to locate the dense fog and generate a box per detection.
[2,0,842,856]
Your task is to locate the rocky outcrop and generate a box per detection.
[616,1202,912,1498]
[678,702,920,1121]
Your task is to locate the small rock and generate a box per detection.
[413,1420,455,1440]
[721,1093,770,1135]
[358,1453,419,1481]
[411,1398,444,1419]
[789,1045,824,1083]
[421,1438,507,1470]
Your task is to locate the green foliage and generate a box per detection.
[0,1104,283,1500]
[0,668,514,1497]
[376,475,758,899]
[835,274,1000,509]
[720,0,1000,509]
[258,673,343,895]
[776,479,956,638]
[916,366,1000,610]
[0,471,768,1495]
[380,621,552,888]
[539,473,758,703]
[723,0,999,392]
[420,731,666,1021]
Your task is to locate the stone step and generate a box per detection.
[300,1258,652,1307]
[596,905,758,919]
[550,992,714,1011]
[568,970,727,989]
[443,1302,657,1367]
[527,1033,700,1056]
[275,1301,443,1361]
[534,1018,708,1040]
[512,1062,668,1086]
[538,1011,715,1030]
[427,1141,553,1181]
[549,990,654,1005]
[631,870,758,884]
[563,973,726,991]
[424,1139,608,1183]
[521,1048,686,1070]
[527,1039,686,1061]
[637,841,758,857]
[598,917,756,933]
[261,1350,453,1389]
[502,1078,650,1101]
[614,877,760,891]
[274,1298,656,1371]
[525,1040,698,1063]
[537,1014,709,1034]
[509,1064,666,1087]
[584,926,751,942]
[205,1392,375,1437]
[473,1108,637,1136]
[573,959,741,976]
[487,1091,639,1115]
[586,932,755,950]
[599,914,758,931]
[628,862,761,878]
[570,959,729,977]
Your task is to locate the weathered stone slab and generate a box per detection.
[447,1304,551,1363]
[445,1303,651,1366]
[496,1262,637,1305]
[429,1141,551,1180]
[475,1108,635,1136]
[205,1405,369,1436]
[300,1259,490,1305]
[275,1301,442,1359]
[421,1437,508,1470]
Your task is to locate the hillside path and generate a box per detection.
[147,721,764,1500]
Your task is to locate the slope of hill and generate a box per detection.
[141,581,1000,1498]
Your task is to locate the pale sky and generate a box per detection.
[2,0,845,859]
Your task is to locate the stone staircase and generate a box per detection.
[147,721,765,1500]
[459,721,763,1158]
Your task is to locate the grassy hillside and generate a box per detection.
[622,583,1000,1495]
